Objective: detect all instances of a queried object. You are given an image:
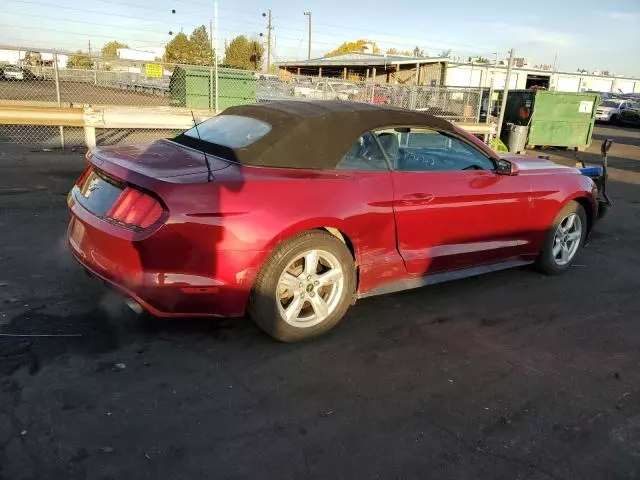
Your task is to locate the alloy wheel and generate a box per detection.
[552,213,583,266]
[276,249,345,328]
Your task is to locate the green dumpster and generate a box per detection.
[169,66,257,110]
[500,90,600,150]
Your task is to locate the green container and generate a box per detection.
[169,66,257,110]
[501,90,600,150]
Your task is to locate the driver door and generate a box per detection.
[378,127,534,276]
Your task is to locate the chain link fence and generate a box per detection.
[1,45,484,147]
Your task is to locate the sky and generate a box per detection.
[2,0,639,76]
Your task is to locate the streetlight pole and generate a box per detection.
[303,11,312,60]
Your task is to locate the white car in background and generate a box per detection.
[293,80,360,101]
[595,99,634,124]
[2,65,25,80]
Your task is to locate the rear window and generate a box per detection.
[182,115,271,148]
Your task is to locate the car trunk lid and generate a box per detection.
[91,139,231,181]
[70,139,234,231]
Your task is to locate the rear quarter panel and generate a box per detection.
[155,164,401,294]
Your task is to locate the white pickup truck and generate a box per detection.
[595,99,635,124]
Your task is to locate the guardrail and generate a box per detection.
[0,104,496,148]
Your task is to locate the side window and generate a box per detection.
[336,132,389,171]
[380,127,495,172]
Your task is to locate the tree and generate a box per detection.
[163,32,195,64]
[438,49,452,58]
[162,26,216,65]
[324,39,380,57]
[386,48,413,56]
[67,51,93,69]
[189,25,213,65]
[24,51,42,66]
[224,35,264,70]
[101,41,128,58]
[577,68,588,73]
[475,56,489,63]
[602,70,610,76]
[413,46,426,57]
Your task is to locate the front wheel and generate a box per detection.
[536,201,587,275]
[248,231,356,342]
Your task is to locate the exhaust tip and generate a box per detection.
[124,297,144,315]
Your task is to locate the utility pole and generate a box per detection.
[304,11,312,60]
[210,19,214,63]
[552,52,558,91]
[262,10,273,72]
[209,18,214,111]
[496,47,515,139]
[214,0,219,112]
[88,39,91,57]
[486,53,498,129]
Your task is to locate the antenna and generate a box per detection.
[191,111,214,182]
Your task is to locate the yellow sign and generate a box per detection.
[145,63,163,78]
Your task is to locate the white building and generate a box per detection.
[444,62,639,93]
[0,48,21,65]
[0,49,68,69]
[116,48,158,62]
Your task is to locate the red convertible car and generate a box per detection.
[67,101,608,342]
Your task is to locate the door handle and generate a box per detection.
[400,193,435,205]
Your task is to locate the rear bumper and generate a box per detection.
[67,202,257,318]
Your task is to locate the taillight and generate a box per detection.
[106,187,164,230]
[75,165,92,188]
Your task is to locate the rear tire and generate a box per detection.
[248,231,356,342]
[536,201,587,275]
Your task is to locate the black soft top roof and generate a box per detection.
[176,100,457,170]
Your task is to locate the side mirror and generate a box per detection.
[496,158,519,176]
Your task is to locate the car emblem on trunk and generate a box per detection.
[84,177,100,197]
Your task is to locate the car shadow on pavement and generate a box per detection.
[549,148,640,174]
[592,127,640,148]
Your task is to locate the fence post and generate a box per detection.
[209,65,214,111]
[53,50,65,149]
[84,106,97,149]
[409,85,418,110]
[475,88,482,123]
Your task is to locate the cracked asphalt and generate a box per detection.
[1,125,640,479]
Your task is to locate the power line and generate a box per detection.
[3,1,494,57]
[5,0,486,54]
[0,22,244,49]
[5,11,180,37]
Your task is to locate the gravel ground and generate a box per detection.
[1,125,639,479]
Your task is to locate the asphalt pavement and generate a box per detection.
[0,79,169,106]
[1,126,640,479]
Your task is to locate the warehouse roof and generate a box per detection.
[278,52,448,68]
